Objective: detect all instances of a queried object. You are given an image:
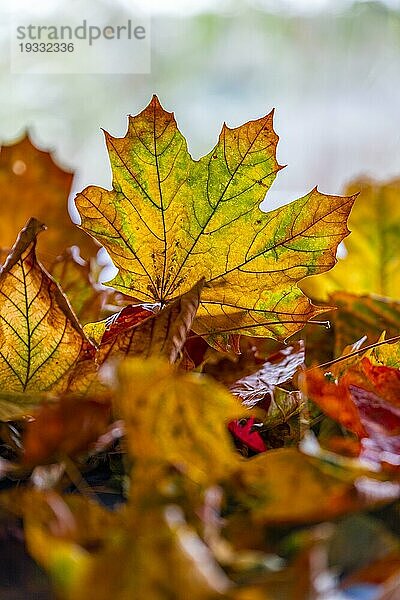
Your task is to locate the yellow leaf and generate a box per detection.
[16,490,231,600]
[0,218,91,397]
[225,447,399,525]
[75,96,355,339]
[116,357,243,485]
[302,178,400,300]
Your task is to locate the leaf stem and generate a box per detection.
[311,334,400,371]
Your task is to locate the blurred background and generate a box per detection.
[1,0,400,216]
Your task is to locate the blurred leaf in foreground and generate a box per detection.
[117,357,243,486]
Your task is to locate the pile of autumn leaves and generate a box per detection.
[0,96,400,598]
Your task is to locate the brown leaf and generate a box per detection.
[229,341,305,410]
[97,279,205,364]
[22,395,111,466]
[225,446,400,526]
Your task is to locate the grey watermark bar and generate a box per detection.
[10,4,151,74]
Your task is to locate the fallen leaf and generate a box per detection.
[360,358,400,408]
[0,134,97,264]
[83,303,155,346]
[300,368,366,437]
[349,384,400,468]
[0,219,92,400]
[302,358,400,468]
[25,497,231,600]
[2,488,231,599]
[92,279,204,365]
[75,95,355,340]
[116,357,243,486]
[227,417,268,455]
[225,447,400,526]
[229,341,304,410]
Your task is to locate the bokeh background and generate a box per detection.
[1,0,400,218]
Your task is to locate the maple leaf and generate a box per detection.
[0,134,97,264]
[0,219,91,400]
[303,178,400,300]
[75,95,356,340]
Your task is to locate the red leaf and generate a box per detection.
[228,417,268,454]
[101,304,156,343]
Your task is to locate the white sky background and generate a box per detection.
[1,0,400,220]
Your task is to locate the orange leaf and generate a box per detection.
[0,134,97,264]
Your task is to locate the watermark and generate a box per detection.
[10,3,150,74]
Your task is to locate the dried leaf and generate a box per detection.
[76,95,355,339]
[96,279,204,364]
[229,341,304,410]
